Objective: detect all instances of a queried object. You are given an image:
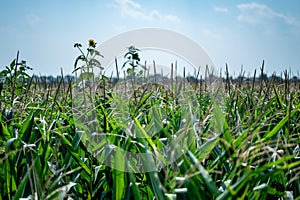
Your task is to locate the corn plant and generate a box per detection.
[0,44,299,200]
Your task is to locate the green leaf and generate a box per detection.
[128,171,142,200]
[64,130,84,168]
[273,84,285,109]
[13,171,28,200]
[46,182,77,200]
[58,133,91,176]
[73,55,85,71]
[5,154,17,200]
[5,137,18,152]
[195,135,219,162]
[263,103,300,141]
[10,59,16,69]
[133,116,166,169]
[212,103,225,134]
[147,170,166,200]
[216,172,251,200]
[135,91,153,112]
[19,111,35,143]
[213,104,232,145]
[112,145,126,200]
[253,183,281,195]
[255,155,297,172]
[186,150,220,196]
[1,122,11,141]
[79,72,94,80]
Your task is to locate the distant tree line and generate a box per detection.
[3,73,299,86]
[186,73,300,84]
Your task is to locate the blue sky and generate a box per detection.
[1,0,300,76]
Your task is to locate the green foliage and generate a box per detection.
[0,52,32,108]
[73,39,103,77]
[0,49,299,200]
[122,46,145,78]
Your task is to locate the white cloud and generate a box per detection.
[237,2,296,26]
[213,6,229,13]
[115,0,180,23]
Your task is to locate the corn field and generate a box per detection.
[0,49,300,200]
